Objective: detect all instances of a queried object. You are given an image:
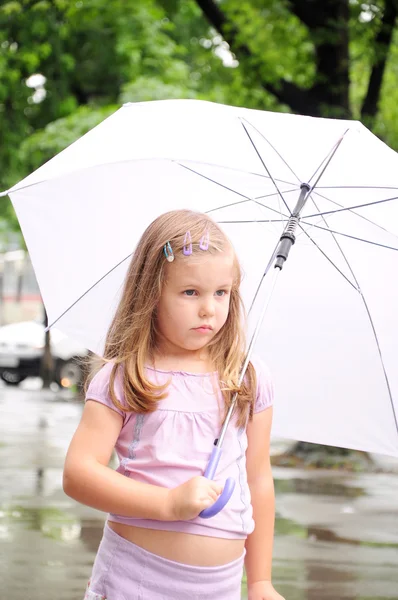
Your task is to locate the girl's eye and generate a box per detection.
[184,290,196,296]
[215,290,227,297]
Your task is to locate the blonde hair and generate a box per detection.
[88,209,256,427]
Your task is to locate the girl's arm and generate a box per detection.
[244,406,275,586]
[63,400,170,520]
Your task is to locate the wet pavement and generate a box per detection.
[1,382,398,600]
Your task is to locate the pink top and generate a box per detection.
[85,357,273,540]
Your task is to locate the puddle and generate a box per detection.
[275,513,398,552]
[274,477,366,497]
[307,525,398,549]
[0,506,79,541]
[0,505,104,550]
[275,515,307,538]
[243,558,398,600]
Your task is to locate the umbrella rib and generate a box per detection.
[209,203,289,222]
[3,157,297,198]
[218,218,398,250]
[357,301,398,438]
[315,185,398,190]
[220,190,398,251]
[293,226,360,291]
[217,218,359,291]
[215,212,290,243]
[176,162,258,203]
[306,190,398,241]
[254,188,300,201]
[176,159,297,187]
[304,194,398,439]
[304,191,383,278]
[46,252,133,331]
[218,219,289,224]
[302,194,398,220]
[307,129,350,190]
[238,118,301,184]
[175,162,292,221]
[301,221,398,251]
[206,189,299,218]
[239,121,292,217]
[306,131,346,186]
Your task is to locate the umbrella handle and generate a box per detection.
[199,477,235,518]
[199,445,235,519]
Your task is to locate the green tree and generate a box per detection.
[0,0,253,204]
[2,0,398,218]
[0,0,176,195]
[192,0,398,145]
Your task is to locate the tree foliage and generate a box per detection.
[194,1,398,128]
[1,0,398,233]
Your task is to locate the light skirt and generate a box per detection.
[84,523,245,600]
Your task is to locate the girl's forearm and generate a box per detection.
[63,460,171,520]
[244,476,275,584]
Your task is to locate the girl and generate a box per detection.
[63,210,284,600]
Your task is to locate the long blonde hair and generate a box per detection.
[88,209,256,427]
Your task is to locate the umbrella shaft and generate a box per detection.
[275,183,311,269]
[216,267,280,448]
[214,184,310,449]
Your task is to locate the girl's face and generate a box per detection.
[155,251,235,358]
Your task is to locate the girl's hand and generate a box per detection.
[248,580,285,600]
[166,476,223,520]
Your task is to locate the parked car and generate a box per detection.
[0,320,89,388]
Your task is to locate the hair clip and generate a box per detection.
[183,231,192,256]
[163,242,174,262]
[199,230,210,251]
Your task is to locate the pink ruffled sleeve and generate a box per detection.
[251,356,274,414]
[85,361,126,417]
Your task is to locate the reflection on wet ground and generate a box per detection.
[0,506,103,552]
[1,383,398,599]
[274,477,366,498]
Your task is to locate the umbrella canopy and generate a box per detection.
[4,99,398,457]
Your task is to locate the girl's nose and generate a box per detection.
[199,297,215,317]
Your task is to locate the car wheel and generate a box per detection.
[55,358,84,389]
[0,370,26,386]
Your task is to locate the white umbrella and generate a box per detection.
[2,99,398,458]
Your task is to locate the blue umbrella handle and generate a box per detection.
[199,445,235,519]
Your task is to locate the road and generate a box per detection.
[1,382,397,599]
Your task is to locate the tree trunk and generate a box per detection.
[195,0,351,117]
[361,0,398,125]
